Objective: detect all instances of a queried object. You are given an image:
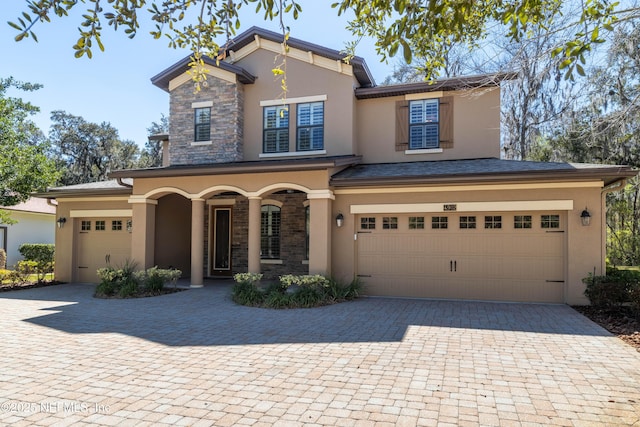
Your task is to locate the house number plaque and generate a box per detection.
[443,204,457,211]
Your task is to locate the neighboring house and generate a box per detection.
[37,27,636,305]
[0,198,56,267]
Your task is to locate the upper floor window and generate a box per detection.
[263,105,289,153]
[409,99,439,149]
[297,102,324,151]
[194,107,211,142]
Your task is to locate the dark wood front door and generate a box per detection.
[210,207,232,275]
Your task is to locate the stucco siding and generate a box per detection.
[1,211,55,267]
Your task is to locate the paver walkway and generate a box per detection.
[0,282,639,426]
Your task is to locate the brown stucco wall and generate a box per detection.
[53,198,132,283]
[356,88,501,163]
[154,193,191,275]
[331,182,604,305]
[235,49,358,160]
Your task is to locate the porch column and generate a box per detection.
[190,198,205,288]
[308,193,333,276]
[247,196,262,274]
[130,199,157,270]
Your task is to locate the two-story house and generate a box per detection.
[40,27,636,305]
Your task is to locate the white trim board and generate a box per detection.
[350,200,574,214]
[70,209,133,218]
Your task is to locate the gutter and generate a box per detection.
[117,177,133,188]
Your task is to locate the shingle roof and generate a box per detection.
[330,158,636,186]
[151,55,257,92]
[35,179,133,198]
[3,197,56,215]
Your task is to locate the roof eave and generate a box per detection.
[33,188,133,199]
[331,168,637,188]
[355,72,517,99]
[110,156,363,179]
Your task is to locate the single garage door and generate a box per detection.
[356,211,565,303]
[76,218,132,283]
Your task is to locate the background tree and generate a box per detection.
[0,77,58,224]
[10,0,638,83]
[531,21,640,264]
[49,110,140,185]
[138,115,169,168]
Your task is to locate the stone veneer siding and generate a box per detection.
[203,193,309,279]
[169,77,244,165]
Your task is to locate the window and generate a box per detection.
[514,215,532,229]
[81,220,91,231]
[383,217,398,229]
[95,221,106,231]
[261,205,281,259]
[431,216,448,229]
[541,214,560,229]
[263,105,289,153]
[460,216,476,229]
[360,217,376,230]
[409,216,425,229]
[112,220,123,231]
[484,216,502,229]
[297,102,324,151]
[305,205,310,260]
[194,107,211,142]
[409,99,439,149]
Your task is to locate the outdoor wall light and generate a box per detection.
[580,208,591,226]
[57,217,67,229]
[126,219,133,233]
[336,213,344,228]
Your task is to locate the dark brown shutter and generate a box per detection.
[439,96,453,149]
[395,100,409,151]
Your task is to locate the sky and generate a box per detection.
[0,2,395,147]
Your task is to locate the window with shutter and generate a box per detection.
[396,96,454,152]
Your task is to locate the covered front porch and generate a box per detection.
[112,159,360,287]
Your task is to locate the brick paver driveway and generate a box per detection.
[1,282,639,426]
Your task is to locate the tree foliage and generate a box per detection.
[530,21,640,264]
[0,77,58,224]
[138,115,169,168]
[49,110,140,185]
[10,0,638,81]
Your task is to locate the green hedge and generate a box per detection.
[18,244,55,282]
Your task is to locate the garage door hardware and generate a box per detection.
[450,260,457,272]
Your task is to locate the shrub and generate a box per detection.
[135,267,182,293]
[232,281,265,306]
[0,249,6,270]
[19,244,54,282]
[582,272,635,308]
[95,261,181,298]
[630,285,640,319]
[231,273,361,309]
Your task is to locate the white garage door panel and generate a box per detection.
[357,212,565,303]
[76,218,131,283]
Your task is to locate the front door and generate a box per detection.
[210,207,232,275]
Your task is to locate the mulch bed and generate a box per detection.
[573,306,640,352]
[0,281,65,292]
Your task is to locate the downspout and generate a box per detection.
[117,177,133,188]
[601,178,628,273]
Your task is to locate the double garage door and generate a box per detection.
[76,218,132,283]
[356,211,565,303]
